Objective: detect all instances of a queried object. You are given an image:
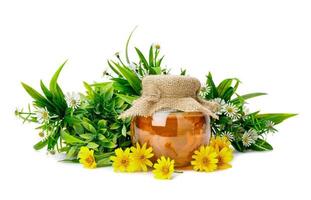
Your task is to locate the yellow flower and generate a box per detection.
[216,147,233,170]
[191,146,218,172]
[78,146,97,169]
[209,136,231,151]
[153,156,174,180]
[110,148,133,172]
[130,143,154,172]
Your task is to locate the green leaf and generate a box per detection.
[206,72,218,98]
[80,134,95,140]
[33,139,48,150]
[72,124,84,135]
[149,45,154,67]
[222,87,235,101]
[66,146,78,159]
[231,141,245,152]
[82,121,97,134]
[250,138,273,151]
[116,94,138,104]
[49,60,67,95]
[111,61,142,94]
[110,123,120,130]
[61,130,85,144]
[125,26,137,64]
[231,93,267,104]
[121,125,127,137]
[135,47,149,70]
[87,142,99,149]
[255,113,297,125]
[101,141,117,148]
[98,120,107,128]
[101,82,114,100]
[96,157,112,167]
[21,82,52,108]
[98,134,109,142]
[40,80,53,100]
[217,79,233,97]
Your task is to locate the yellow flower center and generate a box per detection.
[121,158,129,166]
[139,155,145,160]
[162,166,169,174]
[202,157,209,165]
[86,156,94,164]
[71,99,77,106]
[42,112,49,119]
[227,107,233,113]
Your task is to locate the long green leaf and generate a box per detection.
[217,79,233,97]
[250,138,273,151]
[125,26,137,64]
[40,80,53,100]
[111,61,142,94]
[255,113,297,125]
[149,45,154,67]
[49,60,67,95]
[231,92,267,104]
[206,72,218,98]
[135,47,149,70]
[21,82,48,103]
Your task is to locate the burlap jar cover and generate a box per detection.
[121,75,219,118]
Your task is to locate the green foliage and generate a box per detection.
[16,32,296,167]
[200,72,296,152]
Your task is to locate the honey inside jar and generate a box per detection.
[131,111,211,167]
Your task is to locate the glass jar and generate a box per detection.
[131,110,211,167]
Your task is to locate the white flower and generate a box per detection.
[129,62,137,71]
[248,129,259,141]
[36,107,50,123]
[242,130,258,147]
[223,103,241,120]
[211,98,226,106]
[266,121,276,133]
[200,86,211,97]
[221,131,235,142]
[65,92,81,110]
[211,98,226,115]
[243,105,250,115]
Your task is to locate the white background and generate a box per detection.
[0,0,310,199]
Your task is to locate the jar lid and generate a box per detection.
[120,75,219,119]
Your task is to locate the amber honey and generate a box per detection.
[131,111,211,167]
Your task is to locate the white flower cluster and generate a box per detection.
[242,129,259,147]
[211,98,245,121]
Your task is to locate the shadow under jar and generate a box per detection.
[131,111,211,167]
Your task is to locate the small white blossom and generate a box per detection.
[65,92,81,110]
[221,131,235,142]
[243,105,250,115]
[242,130,258,147]
[223,102,241,120]
[211,98,226,115]
[36,107,50,123]
[200,86,211,97]
[248,129,259,141]
[266,121,276,133]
